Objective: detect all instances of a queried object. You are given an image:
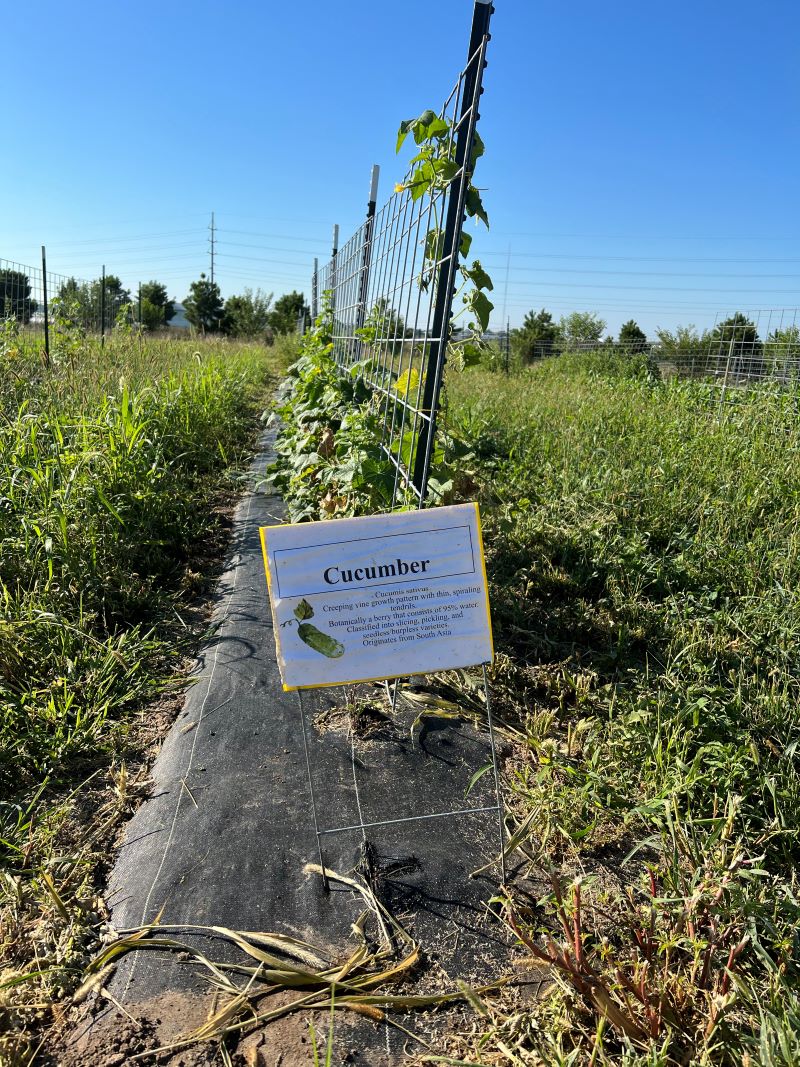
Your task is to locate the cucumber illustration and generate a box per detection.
[297,622,345,659]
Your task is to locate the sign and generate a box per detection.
[260,503,493,690]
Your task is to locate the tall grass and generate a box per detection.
[1,333,288,792]
[0,329,290,1060]
[445,357,800,1064]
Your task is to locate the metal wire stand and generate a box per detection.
[294,662,506,894]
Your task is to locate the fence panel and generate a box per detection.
[0,256,110,347]
[512,308,800,401]
[314,1,494,510]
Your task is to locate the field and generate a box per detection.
[3,330,799,1065]
[440,351,800,1064]
[0,330,289,1061]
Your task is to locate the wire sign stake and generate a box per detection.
[260,503,506,889]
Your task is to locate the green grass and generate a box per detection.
[442,354,800,1064]
[0,327,293,1063]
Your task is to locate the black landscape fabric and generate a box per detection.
[89,433,509,1062]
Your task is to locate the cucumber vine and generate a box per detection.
[395,107,494,368]
[270,106,491,520]
[268,300,474,520]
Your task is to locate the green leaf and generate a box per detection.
[425,228,445,266]
[465,187,489,228]
[422,116,450,141]
[412,110,448,145]
[95,485,125,525]
[406,161,434,201]
[461,260,493,292]
[470,130,485,167]
[465,290,494,332]
[394,367,420,398]
[409,146,435,165]
[459,231,473,259]
[461,342,484,367]
[409,178,432,202]
[294,599,314,621]
[466,763,492,796]
[426,476,454,503]
[431,158,459,184]
[396,119,413,153]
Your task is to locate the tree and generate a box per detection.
[559,311,606,350]
[184,274,225,333]
[709,313,763,377]
[55,277,93,331]
[268,291,310,335]
[709,313,760,352]
[87,275,130,330]
[0,270,38,323]
[768,325,800,346]
[618,320,647,349]
[50,274,131,333]
[139,298,167,332]
[654,324,713,375]
[511,308,561,363]
[655,324,709,353]
[223,288,274,339]
[139,280,175,327]
[766,326,800,377]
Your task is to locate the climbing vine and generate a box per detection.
[269,106,490,520]
[395,107,494,368]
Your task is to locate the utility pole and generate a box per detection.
[500,243,511,328]
[209,211,216,285]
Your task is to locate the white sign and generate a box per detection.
[260,503,493,690]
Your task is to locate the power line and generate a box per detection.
[216,253,318,268]
[494,265,800,279]
[491,229,800,242]
[479,250,800,265]
[219,240,323,257]
[221,228,329,244]
[500,280,800,294]
[41,228,205,248]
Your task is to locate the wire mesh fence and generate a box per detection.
[510,308,800,399]
[0,260,43,328]
[313,2,494,510]
[648,309,800,395]
[0,255,132,351]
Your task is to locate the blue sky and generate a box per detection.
[2,0,798,336]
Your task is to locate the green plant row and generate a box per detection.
[268,302,474,521]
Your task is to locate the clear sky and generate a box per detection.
[2,0,798,337]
